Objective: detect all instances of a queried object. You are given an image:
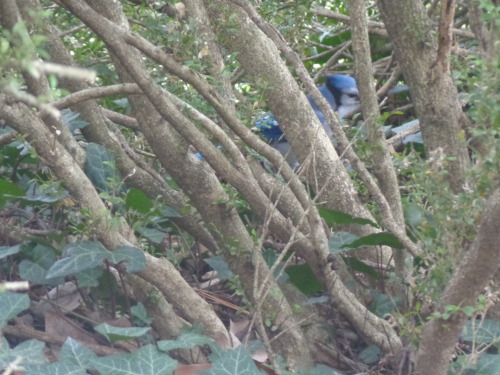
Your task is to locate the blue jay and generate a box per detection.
[255,75,360,169]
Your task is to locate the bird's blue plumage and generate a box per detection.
[255,75,360,168]
[195,75,360,167]
[254,113,282,142]
[326,75,357,90]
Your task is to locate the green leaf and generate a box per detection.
[404,203,425,228]
[135,227,165,244]
[343,257,380,280]
[21,183,69,204]
[0,338,46,370]
[95,323,151,343]
[126,188,155,214]
[0,178,24,207]
[343,232,404,250]
[89,344,177,375]
[84,143,123,194]
[24,362,86,375]
[0,291,30,329]
[158,332,215,351]
[200,346,265,375]
[462,305,476,317]
[262,248,288,283]
[19,259,63,286]
[74,267,103,287]
[204,255,234,281]
[60,337,97,368]
[0,244,22,260]
[131,302,153,325]
[474,353,500,375]
[110,246,146,273]
[462,319,500,344]
[307,364,343,375]
[327,232,359,254]
[369,291,401,317]
[26,244,58,269]
[284,264,322,296]
[318,206,378,228]
[160,205,180,218]
[61,109,89,133]
[46,241,111,279]
[359,345,381,365]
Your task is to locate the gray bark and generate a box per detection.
[377,0,470,193]
[415,186,500,375]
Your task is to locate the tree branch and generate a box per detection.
[0,93,231,349]
[436,0,457,73]
[311,6,475,39]
[415,186,500,375]
[52,83,142,110]
[349,0,410,312]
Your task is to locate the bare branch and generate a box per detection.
[52,83,142,109]
[312,5,475,39]
[436,0,457,72]
[101,108,140,130]
[32,60,96,83]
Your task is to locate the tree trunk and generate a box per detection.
[414,186,500,375]
[377,0,470,193]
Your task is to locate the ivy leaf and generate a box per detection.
[46,241,111,279]
[84,143,123,194]
[328,232,359,254]
[90,344,177,375]
[199,346,265,375]
[474,353,500,375]
[308,364,343,375]
[369,291,401,317]
[135,227,165,244]
[60,337,97,368]
[19,259,64,286]
[131,302,153,325]
[27,244,58,269]
[462,319,500,344]
[24,362,86,375]
[95,323,151,343]
[0,244,22,260]
[74,267,103,287]
[204,255,233,281]
[20,183,69,204]
[158,331,215,351]
[359,345,381,365]
[61,109,89,133]
[0,291,30,329]
[0,338,46,369]
[110,246,146,273]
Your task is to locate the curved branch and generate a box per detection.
[52,83,142,110]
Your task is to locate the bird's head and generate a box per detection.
[253,113,283,143]
[325,75,361,119]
